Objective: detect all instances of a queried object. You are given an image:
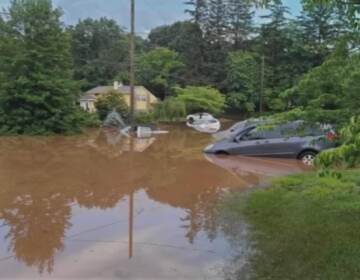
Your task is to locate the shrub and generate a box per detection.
[153,97,186,121]
[175,86,225,115]
[77,111,101,128]
[316,115,360,168]
[94,90,129,121]
[135,111,155,125]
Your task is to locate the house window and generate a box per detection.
[136,95,147,101]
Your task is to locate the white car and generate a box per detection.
[186,113,215,124]
[186,113,221,134]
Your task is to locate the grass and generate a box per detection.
[222,170,360,280]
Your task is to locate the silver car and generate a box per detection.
[204,120,337,165]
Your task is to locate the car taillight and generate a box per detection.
[326,130,337,142]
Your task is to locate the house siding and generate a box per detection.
[79,86,158,113]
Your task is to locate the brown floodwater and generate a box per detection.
[0,124,308,279]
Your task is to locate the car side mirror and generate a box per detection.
[234,135,243,142]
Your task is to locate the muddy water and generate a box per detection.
[0,124,307,279]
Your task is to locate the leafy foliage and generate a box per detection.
[0,0,82,135]
[175,86,225,115]
[317,116,360,168]
[136,47,184,99]
[225,51,259,113]
[153,97,187,122]
[94,90,129,121]
[69,18,145,91]
[148,21,205,85]
[281,41,360,125]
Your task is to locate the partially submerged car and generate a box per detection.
[204,120,337,166]
[186,113,215,124]
[186,113,221,133]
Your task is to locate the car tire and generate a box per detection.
[188,117,194,124]
[298,151,317,166]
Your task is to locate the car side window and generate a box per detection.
[241,128,266,141]
[240,126,285,141]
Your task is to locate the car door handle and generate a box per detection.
[256,140,269,144]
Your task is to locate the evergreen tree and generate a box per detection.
[256,2,293,110]
[227,0,254,50]
[205,0,228,44]
[225,51,260,113]
[69,18,145,90]
[298,4,339,64]
[148,21,205,85]
[184,0,208,26]
[0,0,81,135]
[202,0,229,88]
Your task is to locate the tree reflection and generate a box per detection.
[0,127,244,274]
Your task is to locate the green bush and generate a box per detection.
[317,115,360,168]
[175,86,225,115]
[94,90,129,121]
[153,97,186,121]
[135,111,156,125]
[77,111,101,128]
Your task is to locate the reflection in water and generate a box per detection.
[0,125,306,278]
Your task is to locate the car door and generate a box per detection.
[227,127,271,156]
[228,126,294,157]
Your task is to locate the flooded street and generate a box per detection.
[0,124,307,279]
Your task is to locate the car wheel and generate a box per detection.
[299,151,317,166]
[188,117,194,124]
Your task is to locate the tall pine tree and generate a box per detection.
[184,0,208,26]
[298,4,350,65]
[227,0,254,50]
[0,0,81,135]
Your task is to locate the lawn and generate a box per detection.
[222,170,360,280]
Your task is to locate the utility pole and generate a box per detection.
[128,0,135,259]
[130,0,136,129]
[260,55,265,114]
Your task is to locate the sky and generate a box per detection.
[0,0,302,36]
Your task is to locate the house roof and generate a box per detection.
[80,85,148,101]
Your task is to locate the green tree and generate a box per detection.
[303,0,360,27]
[227,0,254,50]
[94,90,129,121]
[69,18,145,90]
[0,0,81,135]
[297,4,349,65]
[281,41,360,125]
[175,86,225,114]
[148,21,205,85]
[184,0,208,25]
[225,51,259,113]
[255,2,297,111]
[136,47,184,99]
